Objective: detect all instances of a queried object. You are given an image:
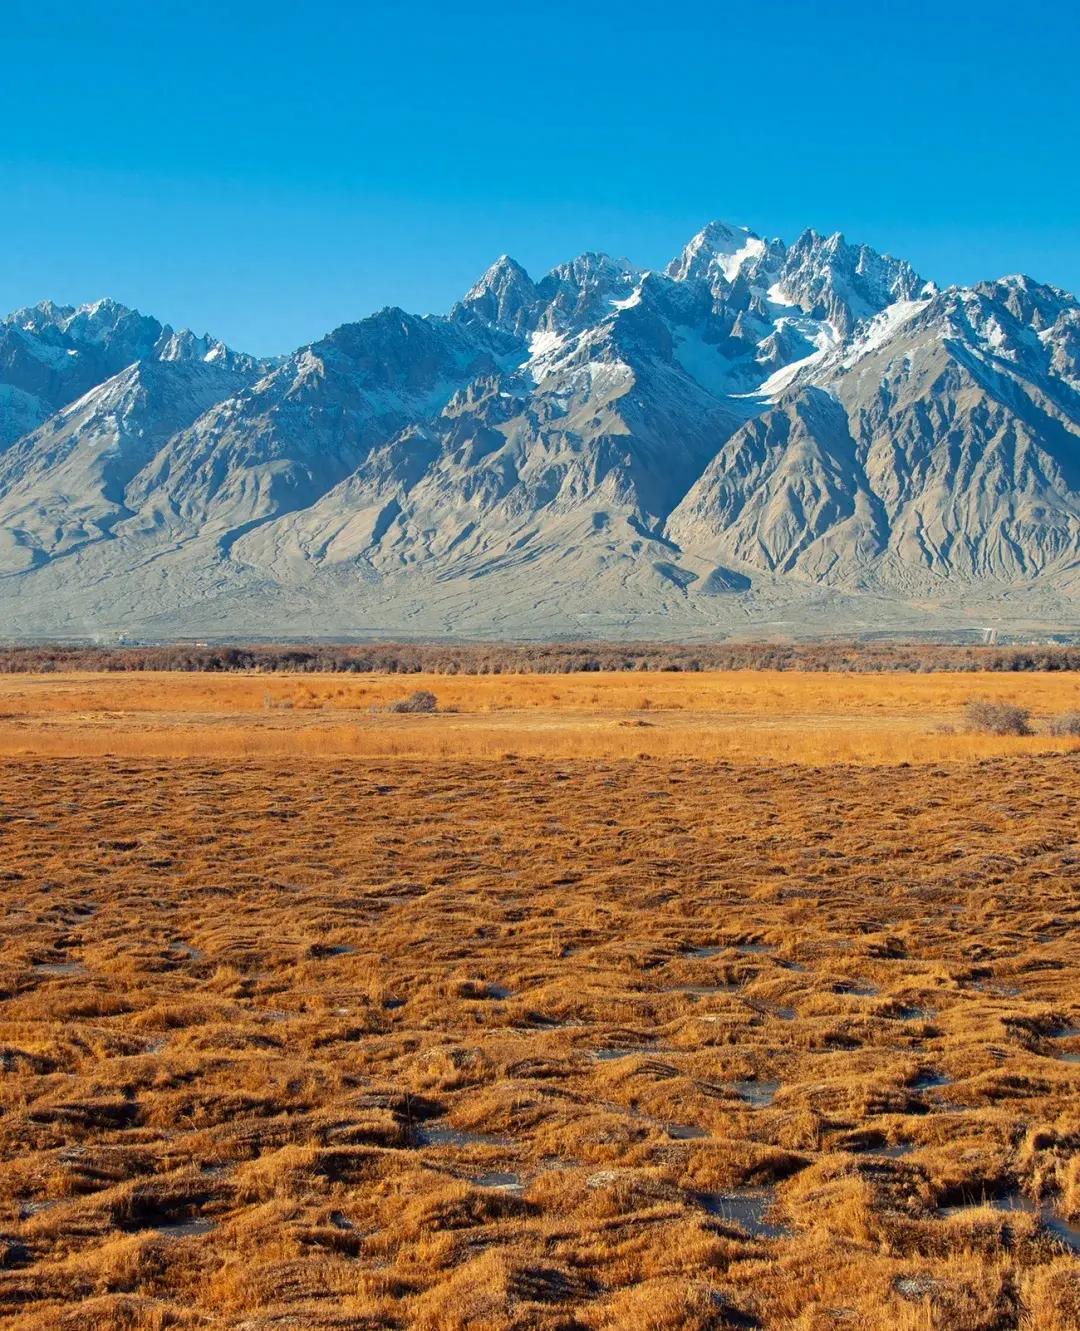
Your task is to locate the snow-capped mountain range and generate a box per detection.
[1,222,1078,639]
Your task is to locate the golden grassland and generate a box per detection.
[0,669,1079,763]
[0,673,1078,1329]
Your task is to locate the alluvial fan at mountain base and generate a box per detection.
[0,221,1078,638]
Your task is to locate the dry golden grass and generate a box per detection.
[6,667,1080,713]
[1,670,1079,763]
[0,673,1078,1329]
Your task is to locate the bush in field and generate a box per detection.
[3,642,1080,675]
[964,699,1033,736]
[1047,711,1080,736]
[389,689,438,714]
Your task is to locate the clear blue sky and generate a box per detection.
[3,0,1078,357]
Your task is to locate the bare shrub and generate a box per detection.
[1047,711,1080,736]
[3,642,1080,675]
[964,699,1033,736]
[389,689,438,714]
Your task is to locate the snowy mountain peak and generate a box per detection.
[531,252,643,334]
[549,251,637,280]
[0,297,258,448]
[969,274,1079,333]
[666,221,770,289]
[464,254,533,300]
[37,298,161,353]
[455,255,538,337]
[775,229,925,336]
[153,327,264,373]
[8,299,78,332]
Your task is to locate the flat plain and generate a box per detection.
[0,670,1078,1330]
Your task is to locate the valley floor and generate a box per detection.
[1,668,1080,763]
[0,675,1078,1329]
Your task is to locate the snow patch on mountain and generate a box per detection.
[0,224,1077,639]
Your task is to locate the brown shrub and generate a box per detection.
[389,689,438,714]
[965,699,1034,735]
[2,641,1080,675]
[1047,711,1080,737]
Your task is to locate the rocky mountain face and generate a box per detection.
[0,299,265,450]
[0,224,1077,639]
[0,358,263,572]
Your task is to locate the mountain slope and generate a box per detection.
[0,299,262,449]
[668,277,1080,593]
[0,357,262,572]
[0,224,1077,640]
[121,307,522,554]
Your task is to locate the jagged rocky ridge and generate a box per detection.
[0,223,1077,639]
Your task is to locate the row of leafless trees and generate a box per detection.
[1,641,1079,674]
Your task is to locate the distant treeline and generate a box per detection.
[1,642,1079,674]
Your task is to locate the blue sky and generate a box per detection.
[3,0,1078,356]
